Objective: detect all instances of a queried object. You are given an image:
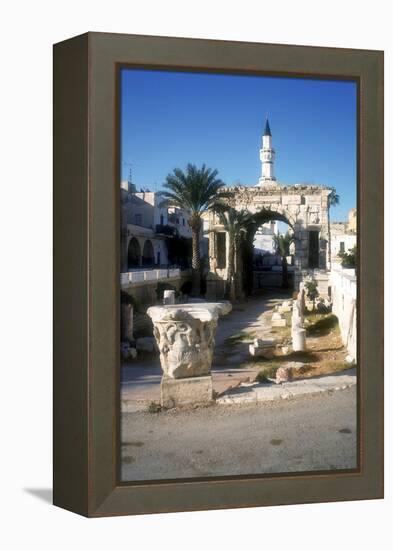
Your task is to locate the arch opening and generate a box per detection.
[142,239,155,267]
[127,237,141,270]
[242,210,296,294]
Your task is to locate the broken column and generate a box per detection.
[147,302,232,408]
[121,303,134,342]
[291,288,307,351]
[163,289,176,305]
[292,328,307,351]
[249,338,277,359]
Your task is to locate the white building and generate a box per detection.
[331,210,357,261]
[253,221,278,254]
[121,183,205,272]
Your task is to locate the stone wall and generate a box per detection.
[330,264,357,361]
[207,184,331,295]
[121,271,192,307]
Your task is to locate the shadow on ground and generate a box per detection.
[24,488,53,504]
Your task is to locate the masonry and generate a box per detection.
[206,183,331,295]
[330,263,357,361]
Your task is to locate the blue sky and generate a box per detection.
[120,69,357,222]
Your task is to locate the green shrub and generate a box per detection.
[338,246,357,269]
[305,279,319,311]
[306,314,338,336]
[147,401,161,413]
[121,290,138,307]
[256,365,279,383]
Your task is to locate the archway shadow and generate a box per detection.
[24,488,53,504]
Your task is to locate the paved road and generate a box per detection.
[121,385,357,481]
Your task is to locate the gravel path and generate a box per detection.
[121,385,357,482]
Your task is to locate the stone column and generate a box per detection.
[121,303,134,342]
[291,289,306,351]
[163,289,176,305]
[292,328,307,352]
[147,302,232,408]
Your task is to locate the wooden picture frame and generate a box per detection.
[53,32,383,517]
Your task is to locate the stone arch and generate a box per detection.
[207,185,330,296]
[142,239,155,267]
[127,237,141,269]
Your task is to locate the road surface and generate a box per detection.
[121,385,357,481]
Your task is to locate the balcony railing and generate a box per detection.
[155,224,177,236]
[120,268,185,286]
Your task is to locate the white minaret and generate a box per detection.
[258,118,277,186]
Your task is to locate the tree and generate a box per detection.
[273,231,294,288]
[338,245,357,269]
[304,279,319,312]
[161,163,226,295]
[327,189,340,268]
[213,206,254,301]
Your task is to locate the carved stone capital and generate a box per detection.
[147,302,232,379]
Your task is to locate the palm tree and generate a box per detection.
[327,189,340,268]
[214,206,254,301]
[162,163,226,295]
[273,231,294,288]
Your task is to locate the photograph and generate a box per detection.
[119,68,358,483]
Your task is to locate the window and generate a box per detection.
[160,214,164,225]
[135,213,142,225]
[339,241,345,254]
[182,218,185,226]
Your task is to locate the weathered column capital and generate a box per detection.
[147,302,232,380]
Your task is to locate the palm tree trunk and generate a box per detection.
[234,238,245,301]
[282,256,288,288]
[226,234,235,300]
[191,226,201,296]
[327,205,332,270]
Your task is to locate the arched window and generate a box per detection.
[127,237,141,269]
[142,239,155,267]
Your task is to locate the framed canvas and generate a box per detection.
[53,32,384,517]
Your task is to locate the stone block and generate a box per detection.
[282,194,302,205]
[163,290,176,305]
[161,375,213,409]
[275,361,308,384]
[271,312,283,321]
[249,344,275,359]
[254,338,276,348]
[272,319,287,327]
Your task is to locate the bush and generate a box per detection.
[255,365,279,383]
[338,246,356,269]
[180,280,193,296]
[306,314,338,336]
[147,401,161,413]
[305,279,319,311]
[121,290,138,308]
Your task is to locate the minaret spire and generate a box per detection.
[258,117,277,186]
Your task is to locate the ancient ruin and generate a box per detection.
[147,302,232,407]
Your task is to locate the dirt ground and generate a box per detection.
[122,293,355,409]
